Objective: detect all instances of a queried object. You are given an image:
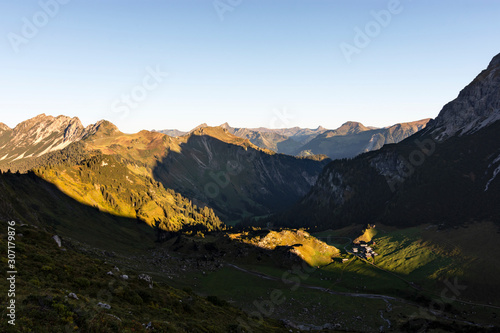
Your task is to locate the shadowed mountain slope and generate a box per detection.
[272,53,500,230]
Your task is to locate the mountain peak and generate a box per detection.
[219,122,231,129]
[0,114,86,163]
[84,120,120,138]
[0,122,11,132]
[334,121,369,135]
[431,52,500,139]
[488,52,500,69]
[13,114,84,136]
[195,123,208,129]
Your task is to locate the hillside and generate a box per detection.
[0,222,284,332]
[82,123,328,222]
[230,229,340,267]
[0,145,224,234]
[1,150,499,331]
[152,128,329,222]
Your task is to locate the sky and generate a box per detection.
[0,0,499,133]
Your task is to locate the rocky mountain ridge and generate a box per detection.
[0,114,87,163]
[157,119,429,160]
[430,53,500,139]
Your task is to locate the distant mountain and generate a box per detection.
[156,120,428,160]
[218,122,291,152]
[154,123,208,137]
[0,114,87,163]
[297,119,430,159]
[155,129,187,137]
[156,123,326,155]
[248,125,328,148]
[276,53,500,230]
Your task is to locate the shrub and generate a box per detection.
[75,277,91,288]
[206,295,228,307]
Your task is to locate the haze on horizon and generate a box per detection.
[1,0,499,133]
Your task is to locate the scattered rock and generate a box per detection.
[68,292,78,300]
[52,235,62,248]
[120,274,129,280]
[107,314,122,322]
[107,271,114,276]
[101,250,116,257]
[138,274,153,288]
[97,302,111,309]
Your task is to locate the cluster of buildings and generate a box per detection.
[352,241,378,259]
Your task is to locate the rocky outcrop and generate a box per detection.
[0,123,10,133]
[0,115,126,166]
[0,114,87,163]
[430,53,500,139]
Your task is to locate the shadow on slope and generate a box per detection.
[0,171,154,254]
[152,134,328,222]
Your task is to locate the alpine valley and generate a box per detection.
[1,53,500,333]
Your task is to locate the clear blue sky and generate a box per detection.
[1,0,499,133]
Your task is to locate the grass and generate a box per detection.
[354,225,378,244]
[0,223,285,333]
[230,229,340,267]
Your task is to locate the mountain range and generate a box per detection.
[0,115,328,225]
[156,119,430,160]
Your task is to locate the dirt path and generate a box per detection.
[226,263,498,329]
[227,263,411,304]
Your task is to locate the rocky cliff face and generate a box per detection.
[365,119,430,152]
[369,54,500,185]
[0,114,87,163]
[0,123,10,133]
[430,53,500,139]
